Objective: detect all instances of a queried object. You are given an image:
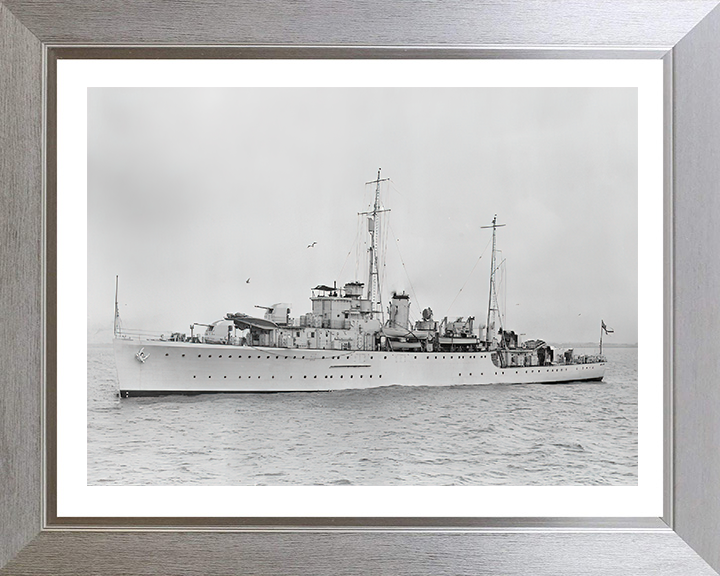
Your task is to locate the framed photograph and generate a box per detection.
[2,2,720,575]
[59,59,661,519]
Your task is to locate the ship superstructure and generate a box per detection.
[113,171,606,396]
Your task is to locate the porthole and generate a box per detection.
[350,375,353,378]
[198,354,201,358]
[314,375,317,379]
[165,353,169,356]
[224,376,227,379]
[182,354,185,357]
[219,355,222,358]
[193,375,196,379]
[304,375,307,378]
[369,375,372,378]
[208,375,211,378]
[228,355,232,358]
[383,356,387,359]
[208,355,212,358]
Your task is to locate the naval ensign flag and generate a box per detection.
[600,320,613,355]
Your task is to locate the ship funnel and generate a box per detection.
[389,292,411,329]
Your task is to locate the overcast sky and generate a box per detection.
[88,87,638,344]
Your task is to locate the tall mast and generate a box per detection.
[481,215,505,345]
[363,168,390,320]
[113,275,120,337]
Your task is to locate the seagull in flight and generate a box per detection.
[307,242,317,248]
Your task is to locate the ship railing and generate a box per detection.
[114,329,175,341]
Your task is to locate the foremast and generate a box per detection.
[362,168,390,322]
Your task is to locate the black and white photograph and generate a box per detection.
[87,84,639,487]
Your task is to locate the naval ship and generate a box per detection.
[113,171,606,397]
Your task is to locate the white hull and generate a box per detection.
[114,337,606,397]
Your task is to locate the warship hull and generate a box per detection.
[114,337,606,397]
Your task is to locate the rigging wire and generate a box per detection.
[495,250,506,330]
[389,179,405,198]
[443,236,493,319]
[488,249,506,333]
[503,258,508,328]
[387,221,423,317]
[355,212,362,280]
[337,212,364,282]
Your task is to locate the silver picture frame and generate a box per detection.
[2,1,720,574]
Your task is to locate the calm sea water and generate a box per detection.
[87,344,637,486]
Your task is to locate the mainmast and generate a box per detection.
[113,275,120,337]
[481,215,505,345]
[363,169,390,321]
